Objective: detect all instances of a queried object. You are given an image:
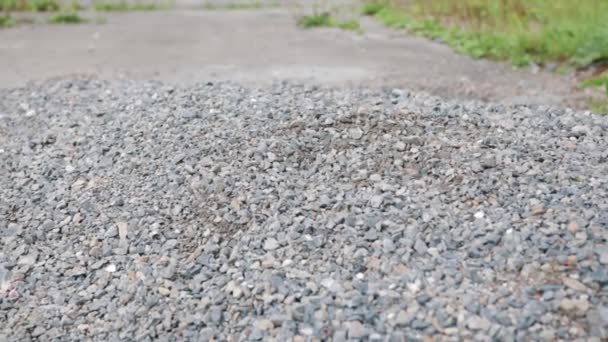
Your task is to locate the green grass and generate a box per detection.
[362,0,608,67]
[361,2,384,16]
[363,1,608,68]
[202,1,278,10]
[0,15,15,27]
[582,76,608,92]
[582,74,608,114]
[363,0,608,112]
[68,0,84,10]
[1,0,162,11]
[48,11,84,23]
[1,0,60,11]
[94,2,158,11]
[0,0,17,11]
[298,13,361,32]
[27,0,59,11]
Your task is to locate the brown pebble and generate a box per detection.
[567,221,579,233]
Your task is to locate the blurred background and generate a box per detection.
[1,0,607,112]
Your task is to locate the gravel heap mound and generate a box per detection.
[1,79,607,341]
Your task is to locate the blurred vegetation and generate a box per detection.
[0,0,163,28]
[363,0,608,113]
[298,12,361,32]
[0,14,15,26]
[363,0,608,67]
[94,1,158,11]
[202,0,280,10]
[48,11,83,23]
[1,0,60,11]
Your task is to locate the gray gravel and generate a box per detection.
[0,78,607,341]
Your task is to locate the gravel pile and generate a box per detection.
[1,78,607,341]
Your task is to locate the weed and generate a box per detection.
[361,2,383,16]
[94,2,158,11]
[582,74,608,114]
[0,15,14,27]
[582,76,608,93]
[203,1,278,10]
[0,0,17,11]
[1,0,60,11]
[298,13,361,32]
[225,1,263,10]
[27,0,59,11]
[48,11,84,23]
[131,3,156,10]
[298,13,331,28]
[336,19,360,31]
[69,1,84,10]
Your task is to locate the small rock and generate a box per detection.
[181,110,199,119]
[349,128,363,140]
[31,326,45,337]
[321,278,342,292]
[382,238,395,253]
[403,136,423,145]
[391,88,407,97]
[172,205,182,216]
[370,195,383,208]
[466,316,491,331]
[563,277,587,292]
[116,221,128,241]
[394,310,413,326]
[571,125,590,137]
[333,330,347,342]
[347,321,366,339]
[587,306,608,338]
[104,226,118,238]
[531,204,546,216]
[299,325,314,336]
[261,254,275,268]
[18,253,38,265]
[539,329,555,340]
[596,248,608,265]
[560,298,590,313]
[104,264,117,273]
[369,174,382,182]
[414,239,427,254]
[255,319,274,331]
[199,327,214,341]
[263,238,280,251]
[394,141,406,151]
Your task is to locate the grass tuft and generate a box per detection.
[298,13,361,32]
[361,2,383,16]
[0,0,17,11]
[202,1,278,10]
[68,0,85,10]
[297,13,331,28]
[0,15,15,27]
[582,76,608,92]
[48,11,84,23]
[1,0,60,11]
[94,1,158,11]
[27,0,59,11]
